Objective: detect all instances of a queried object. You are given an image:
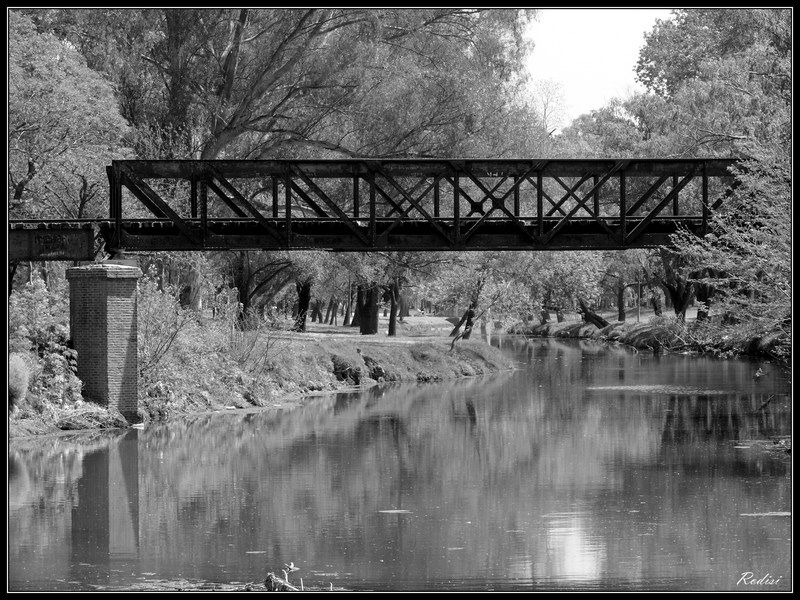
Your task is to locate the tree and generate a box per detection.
[636,8,790,345]
[636,9,790,97]
[8,11,130,220]
[216,252,292,325]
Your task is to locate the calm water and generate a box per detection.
[8,337,792,591]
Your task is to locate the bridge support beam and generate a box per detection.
[66,264,142,422]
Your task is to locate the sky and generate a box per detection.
[525,9,674,130]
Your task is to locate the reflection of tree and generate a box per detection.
[661,393,790,449]
[9,338,792,590]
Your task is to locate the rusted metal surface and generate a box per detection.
[9,223,96,261]
[9,158,738,258]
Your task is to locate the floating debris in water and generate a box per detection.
[245,551,268,554]
[734,446,751,449]
[378,509,411,514]
[446,547,465,551]
[740,512,791,517]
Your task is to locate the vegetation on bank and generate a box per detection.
[8,274,511,438]
[510,315,790,363]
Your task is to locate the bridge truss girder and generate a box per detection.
[9,158,738,259]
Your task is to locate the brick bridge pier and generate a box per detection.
[66,264,142,422]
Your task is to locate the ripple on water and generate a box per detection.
[585,385,733,395]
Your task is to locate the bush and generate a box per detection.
[8,353,30,408]
[9,278,83,410]
[138,268,194,381]
[226,309,283,378]
[9,277,69,355]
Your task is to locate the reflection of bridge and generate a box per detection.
[10,158,737,260]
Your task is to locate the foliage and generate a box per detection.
[8,278,82,410]
[636,9,790,98]
[8,354,31,408]
[640,9,791,344]
[674,150,791,344]
[8,11,130,219]
[555,8,790,346]
[138,268,195,380]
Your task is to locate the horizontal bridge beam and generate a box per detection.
[111,158,737,179]
[105,218,708,252]
[9,217,712,257]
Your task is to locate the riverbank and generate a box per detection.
[509,317,790,363]
[9,318,512,438]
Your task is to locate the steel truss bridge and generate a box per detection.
[9,158,738,260]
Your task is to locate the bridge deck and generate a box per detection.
[9,158,738,259]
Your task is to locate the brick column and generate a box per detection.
[66,264,142,422]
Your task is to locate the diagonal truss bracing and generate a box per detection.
[87,158,740,253]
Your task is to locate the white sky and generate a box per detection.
[525,9,674,129]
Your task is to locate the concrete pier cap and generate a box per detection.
[66,263,142,423]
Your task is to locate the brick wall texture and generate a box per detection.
[66,265,142,422]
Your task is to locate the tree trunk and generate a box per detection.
[351,285,363,328]
[9,261,18,296]
[388,280,400,337]
[450,310,469,337]
[693,269,714,322]
[578,298,610,328]
[462,307,476,340]
[324,295,335,324]
[399,293,410,321]
[237,287,255,329]
[331,300,339,325]
[617,283,626,322]
[450,298,478,338]
[343,284,352,326]
[539,308,551,325]
[292,280,312,332]
[661,281,694,322]
[556,308,565,323]
[360,284,379,335]
[664,291,673,309]
[650,292,663,316]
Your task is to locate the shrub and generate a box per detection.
[8,277,69,355]
[9,278,83,410]
[226,309,283,378]
[8,353,30,408]
[138,268,194,381]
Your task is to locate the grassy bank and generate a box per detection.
[510,316,790,363]
[9,316,512,438]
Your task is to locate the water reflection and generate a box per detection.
[8,338,791,591]
[9,430,140,589]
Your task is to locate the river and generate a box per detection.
[8,336,792,591]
